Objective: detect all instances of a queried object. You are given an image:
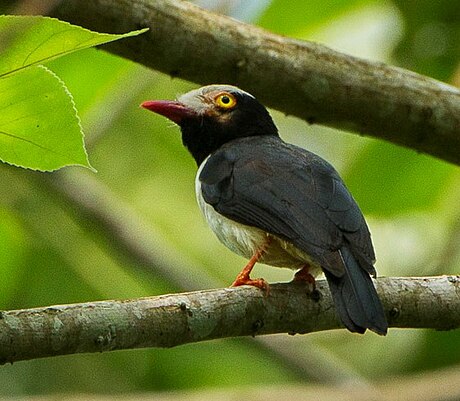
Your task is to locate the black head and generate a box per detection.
[142,85,278,165]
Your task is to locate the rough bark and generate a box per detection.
[50,0,460,165]
[1,276,459,364]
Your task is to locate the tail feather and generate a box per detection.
[324,246,388,335]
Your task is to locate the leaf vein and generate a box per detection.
[0,130,57,154]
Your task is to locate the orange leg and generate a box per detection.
[293,264,316,288]
[231,240,270,293]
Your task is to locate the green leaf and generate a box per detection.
[0,65,91,171]
[0,15,148,78]
[0,15,147,171]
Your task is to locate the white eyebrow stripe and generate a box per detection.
[179,85,256,102]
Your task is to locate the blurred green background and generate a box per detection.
[0,0,459,398]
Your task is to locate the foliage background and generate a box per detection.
[0,0,459,397]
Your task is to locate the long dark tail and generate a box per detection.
[324,246,388,335]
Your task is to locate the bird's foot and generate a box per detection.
[231,274,270,294]
[293,265,316,289]
[230,242,271,294]
[293,265,320,300]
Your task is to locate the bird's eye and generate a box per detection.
[215,93,237,110]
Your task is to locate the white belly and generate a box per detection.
[195,166,265,259]
[195,161,320,272]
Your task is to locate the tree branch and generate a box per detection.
[0,158,364,384]
[50,0,460,165]
[1,276,459,364]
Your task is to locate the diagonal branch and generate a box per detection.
[1,276,459,364]
[50,0,460,165]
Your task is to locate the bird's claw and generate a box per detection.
[293,266,316,288]
[231,276,270,295]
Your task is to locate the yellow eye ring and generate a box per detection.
[215,93,237,109]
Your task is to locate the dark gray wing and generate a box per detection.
[200,136,387,335]
[199,136,375,277]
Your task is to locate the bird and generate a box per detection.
[141,84,388,335]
